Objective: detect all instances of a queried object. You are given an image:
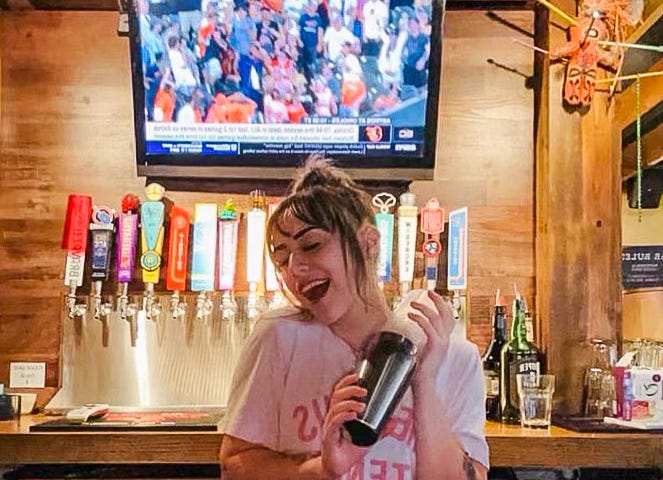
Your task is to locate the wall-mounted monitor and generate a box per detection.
[129,0,444,181]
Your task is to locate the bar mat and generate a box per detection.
[552,415,663,433]
[3,464,220,479]
[30,410,223,432]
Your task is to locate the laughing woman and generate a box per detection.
[219,157,489,480]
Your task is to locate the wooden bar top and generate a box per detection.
[0,416,661,468]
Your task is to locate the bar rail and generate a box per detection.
[1,417,662,468]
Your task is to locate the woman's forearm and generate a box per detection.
[413,383,486,480]
[221,447,330,480]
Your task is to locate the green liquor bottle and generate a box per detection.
[500,291,541,424]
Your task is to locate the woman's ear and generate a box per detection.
[358,224,380,260]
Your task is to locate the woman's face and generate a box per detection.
[271,211,361,326]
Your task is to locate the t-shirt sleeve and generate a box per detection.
[220,319,294,451]
[438,340,490,470]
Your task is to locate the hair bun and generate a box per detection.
[292,156,355,193]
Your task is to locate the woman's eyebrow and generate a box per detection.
[293,226,318,240]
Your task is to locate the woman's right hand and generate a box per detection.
[321,373,369,478]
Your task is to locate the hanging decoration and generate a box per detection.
[547,0,643,109]
[527,0,663,111]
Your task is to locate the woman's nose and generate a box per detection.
[287,251,309,276]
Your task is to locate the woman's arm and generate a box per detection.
[409,292,489,480]
[221,373,368,480]
[412,379,488,480]
[220,436,328,480]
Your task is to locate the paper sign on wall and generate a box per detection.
[447,207,468,291]
[9,362,46,388]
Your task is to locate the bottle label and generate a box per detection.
[484,370,499,396]
[509,357,540,407]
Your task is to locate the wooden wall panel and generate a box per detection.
[432,10,535,349]
[0,10,534,402]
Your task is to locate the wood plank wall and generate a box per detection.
[0,10,535,406]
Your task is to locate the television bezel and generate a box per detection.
[128,0,444,181]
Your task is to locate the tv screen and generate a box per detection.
[129,0,443,180]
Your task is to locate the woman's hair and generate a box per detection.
[266,156,377,304]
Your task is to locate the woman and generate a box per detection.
[219,158,489,479]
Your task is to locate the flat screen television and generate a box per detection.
[129,0,444,181]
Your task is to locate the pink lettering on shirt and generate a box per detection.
[293,405,318,442]
[382,405,414,442]
[392,461,411,480]
[369,459,387,480]
[293,394,331,443]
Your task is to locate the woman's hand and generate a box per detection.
[408,291,456,384]
[321,373,370,478]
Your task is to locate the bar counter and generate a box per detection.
[1,416,662,468]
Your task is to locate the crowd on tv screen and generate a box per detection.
[140,0,432,125]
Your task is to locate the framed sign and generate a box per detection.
[622,246,663,290]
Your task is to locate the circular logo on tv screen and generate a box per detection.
[365,125,383,142]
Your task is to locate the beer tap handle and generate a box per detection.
[116,194,140,324]
[396,192,418,306]
[61,194,92,319]
[190,203,218,322]
[218,200,239,320]
[166,205,191,320]
[89,205,116,337]
[372,193,396,292]
[140,184,166,322]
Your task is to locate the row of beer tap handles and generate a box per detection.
[60,184,449,331]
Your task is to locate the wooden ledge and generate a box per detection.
[1,417,662,468]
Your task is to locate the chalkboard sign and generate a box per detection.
[622,246,663,290]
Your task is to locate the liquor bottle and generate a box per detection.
[500,290,541,424]
[482,290,508,421]
[523,298,534,343]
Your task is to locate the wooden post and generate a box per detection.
[535,1,623,414]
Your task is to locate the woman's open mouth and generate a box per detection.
[300,279,331,303]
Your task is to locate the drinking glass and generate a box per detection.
[582,339,616,418]
[516,373,555,429]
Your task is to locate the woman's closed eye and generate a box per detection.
[301,242,321,252]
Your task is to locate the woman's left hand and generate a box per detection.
[408,290,456,383]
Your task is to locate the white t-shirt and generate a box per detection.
[362,0,388,41]
[324,27,358,62]
[221,307,489,479]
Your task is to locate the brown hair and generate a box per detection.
[266,156,376,303]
